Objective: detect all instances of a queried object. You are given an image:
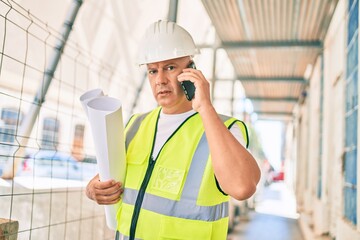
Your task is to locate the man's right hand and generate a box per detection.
[85,174,123,205]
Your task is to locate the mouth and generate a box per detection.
[157,89,172,96]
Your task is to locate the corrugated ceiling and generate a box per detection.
[201,0,339,120]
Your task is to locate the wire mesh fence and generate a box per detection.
[0,0,144,239]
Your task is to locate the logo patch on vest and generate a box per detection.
[152,166,185,194]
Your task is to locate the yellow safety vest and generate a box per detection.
[117,107,249,240]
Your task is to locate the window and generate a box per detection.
[0,108,22,144]
[41,117,59,150]
[72,124,84,160]
[344,0,358,225]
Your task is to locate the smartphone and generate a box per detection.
[180,62,196,101]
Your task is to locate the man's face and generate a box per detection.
[147,56,192,114]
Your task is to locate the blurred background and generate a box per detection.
[0,0,358,239]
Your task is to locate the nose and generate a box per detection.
[155,70,168,85]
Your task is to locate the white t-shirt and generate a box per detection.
[152,109,246,159]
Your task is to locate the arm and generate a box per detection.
[177,69,261,200]
[198,106,260,200]
[86,174,123,204]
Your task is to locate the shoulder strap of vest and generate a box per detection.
[125,111,152,150]
[218,114,249,148]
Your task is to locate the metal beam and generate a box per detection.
[210,48,218,102]
[256,116,293,121]
[248,97,298,102]
[223,40,323,49]
[130,72,148,113]
[208,77,307,84]
[255,111,293,116]
[198,40,323,50]
[238,76,307,84]
[167,0,179,22]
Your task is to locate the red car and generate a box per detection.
[272,171,284,181]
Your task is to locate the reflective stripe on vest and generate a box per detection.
[125,112,151,150]
[122,132,229,221]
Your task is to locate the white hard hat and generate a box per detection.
[137,20,200,65]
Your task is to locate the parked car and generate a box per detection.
[18,150,96,180]
[272,170,285,182]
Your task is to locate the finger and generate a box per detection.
[98,189,123,205]
[95,181,122,195]
[95,187,123,205]
[179,70,198,76]
[183,67,199,73]
[95,179,119,190]
[100,198,121,205]
[178,70,205,82]
[177,73,198,83]
[182,68,203,77]
[98,195,122,205]
[96,194,120,205]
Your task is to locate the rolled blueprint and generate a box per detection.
[80,90,126,230]
[79,88,104,117]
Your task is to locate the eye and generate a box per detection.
[165,65,175,71]
[148,69,157,75]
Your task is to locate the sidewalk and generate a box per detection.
[228,182,304,240]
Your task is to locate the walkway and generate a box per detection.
[228,182,304,240]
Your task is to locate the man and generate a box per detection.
[86,20,260,240]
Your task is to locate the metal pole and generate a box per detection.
[2,0,83,179]
[167,0,178,22]
[130,72,148,113]
[211,48,217,101]
[231,79,235,116]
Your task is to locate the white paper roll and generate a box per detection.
[86,96,126,183]
[79,88,104,117]
[80,91,126,230]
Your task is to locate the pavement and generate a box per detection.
[228,182,304,240]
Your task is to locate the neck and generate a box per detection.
[161,103,193,114]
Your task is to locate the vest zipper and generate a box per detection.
[129,156,156,240]
[128,109,198,240]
